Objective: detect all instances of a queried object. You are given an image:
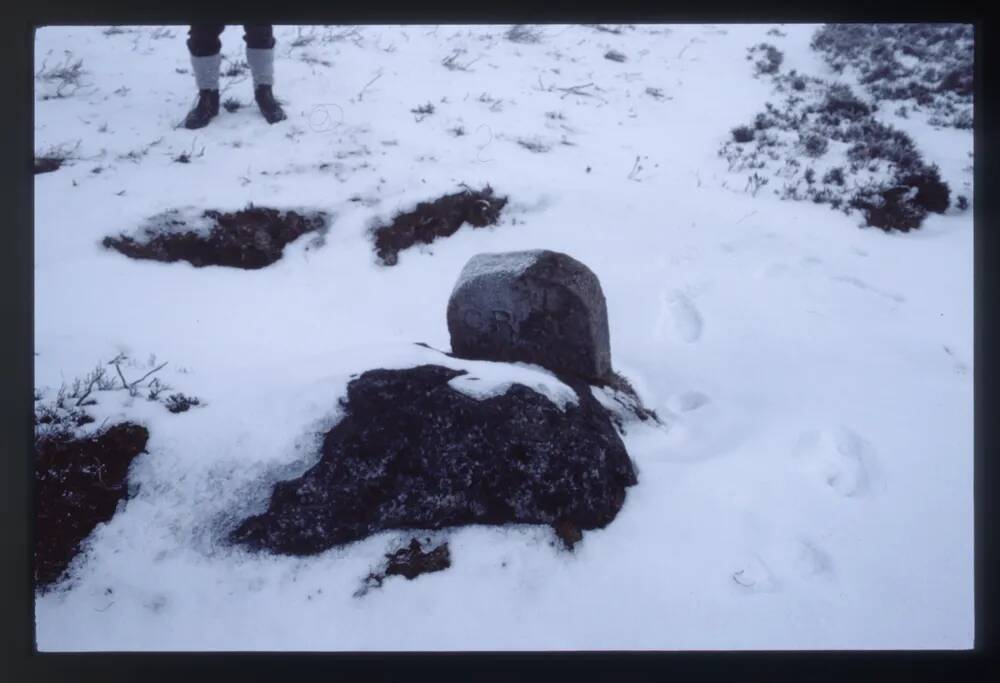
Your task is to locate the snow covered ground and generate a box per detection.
[33,23,973,650]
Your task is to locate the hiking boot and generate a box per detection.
[254,85,286,124]
[184,89,220,129]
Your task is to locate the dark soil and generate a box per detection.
[35,422,149,589]
[552,519,584,549]
[35,157,63,174]
[102,206,328,270]
[385,538,451,579]
[356,538,451,596]
[372,186,508,266]
[231,364,636,556]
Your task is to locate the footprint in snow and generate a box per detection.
[792,539,834,580]
[792,426,885,498]
[731,554,779,593]
[656,290,703,343]
[665,390,710,413]
[740,539,833,590]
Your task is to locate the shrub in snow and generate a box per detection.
[956,195,969,211]
[938,65,973,97]
[814,83,872,125]
[103,206,329,270]
[843,120,921,169]
[35,53,88,99]
[811,23,973,129]
[448,250,613,384]
[896,164,950,214]
[371,185,507,266]
[720,61,951,231]
[799,131,829,157]
[35,422,149,589]
[823,167,846,186]
[849,185,928,232]
[604,49,627,63]
[230,364,636,555]
[748,43,784,76]
[951,109,973,130]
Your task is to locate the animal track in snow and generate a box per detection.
[665,390,710,413]
[830,274,905,303]
[656,290,703,343]
[731,554,779,593]
[942,345,970,376]
[791,539,834,580]
[792,426,885,498]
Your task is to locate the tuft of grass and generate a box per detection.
[222,59,248,78]
[35,53,87,98]
[516,138,551,153]
[505,25,543,44]
[410,102,435,121]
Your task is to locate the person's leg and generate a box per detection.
[187,24,226,57]
[243,25,286,123]
[183,24,224,129]
[243,25,276,53]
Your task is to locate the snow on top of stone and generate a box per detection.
[320,342,581,410]
[446,358,579,411]
[451,250,545,294]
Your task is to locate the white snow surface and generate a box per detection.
[445,358,578,410]
[33,24,973,651]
